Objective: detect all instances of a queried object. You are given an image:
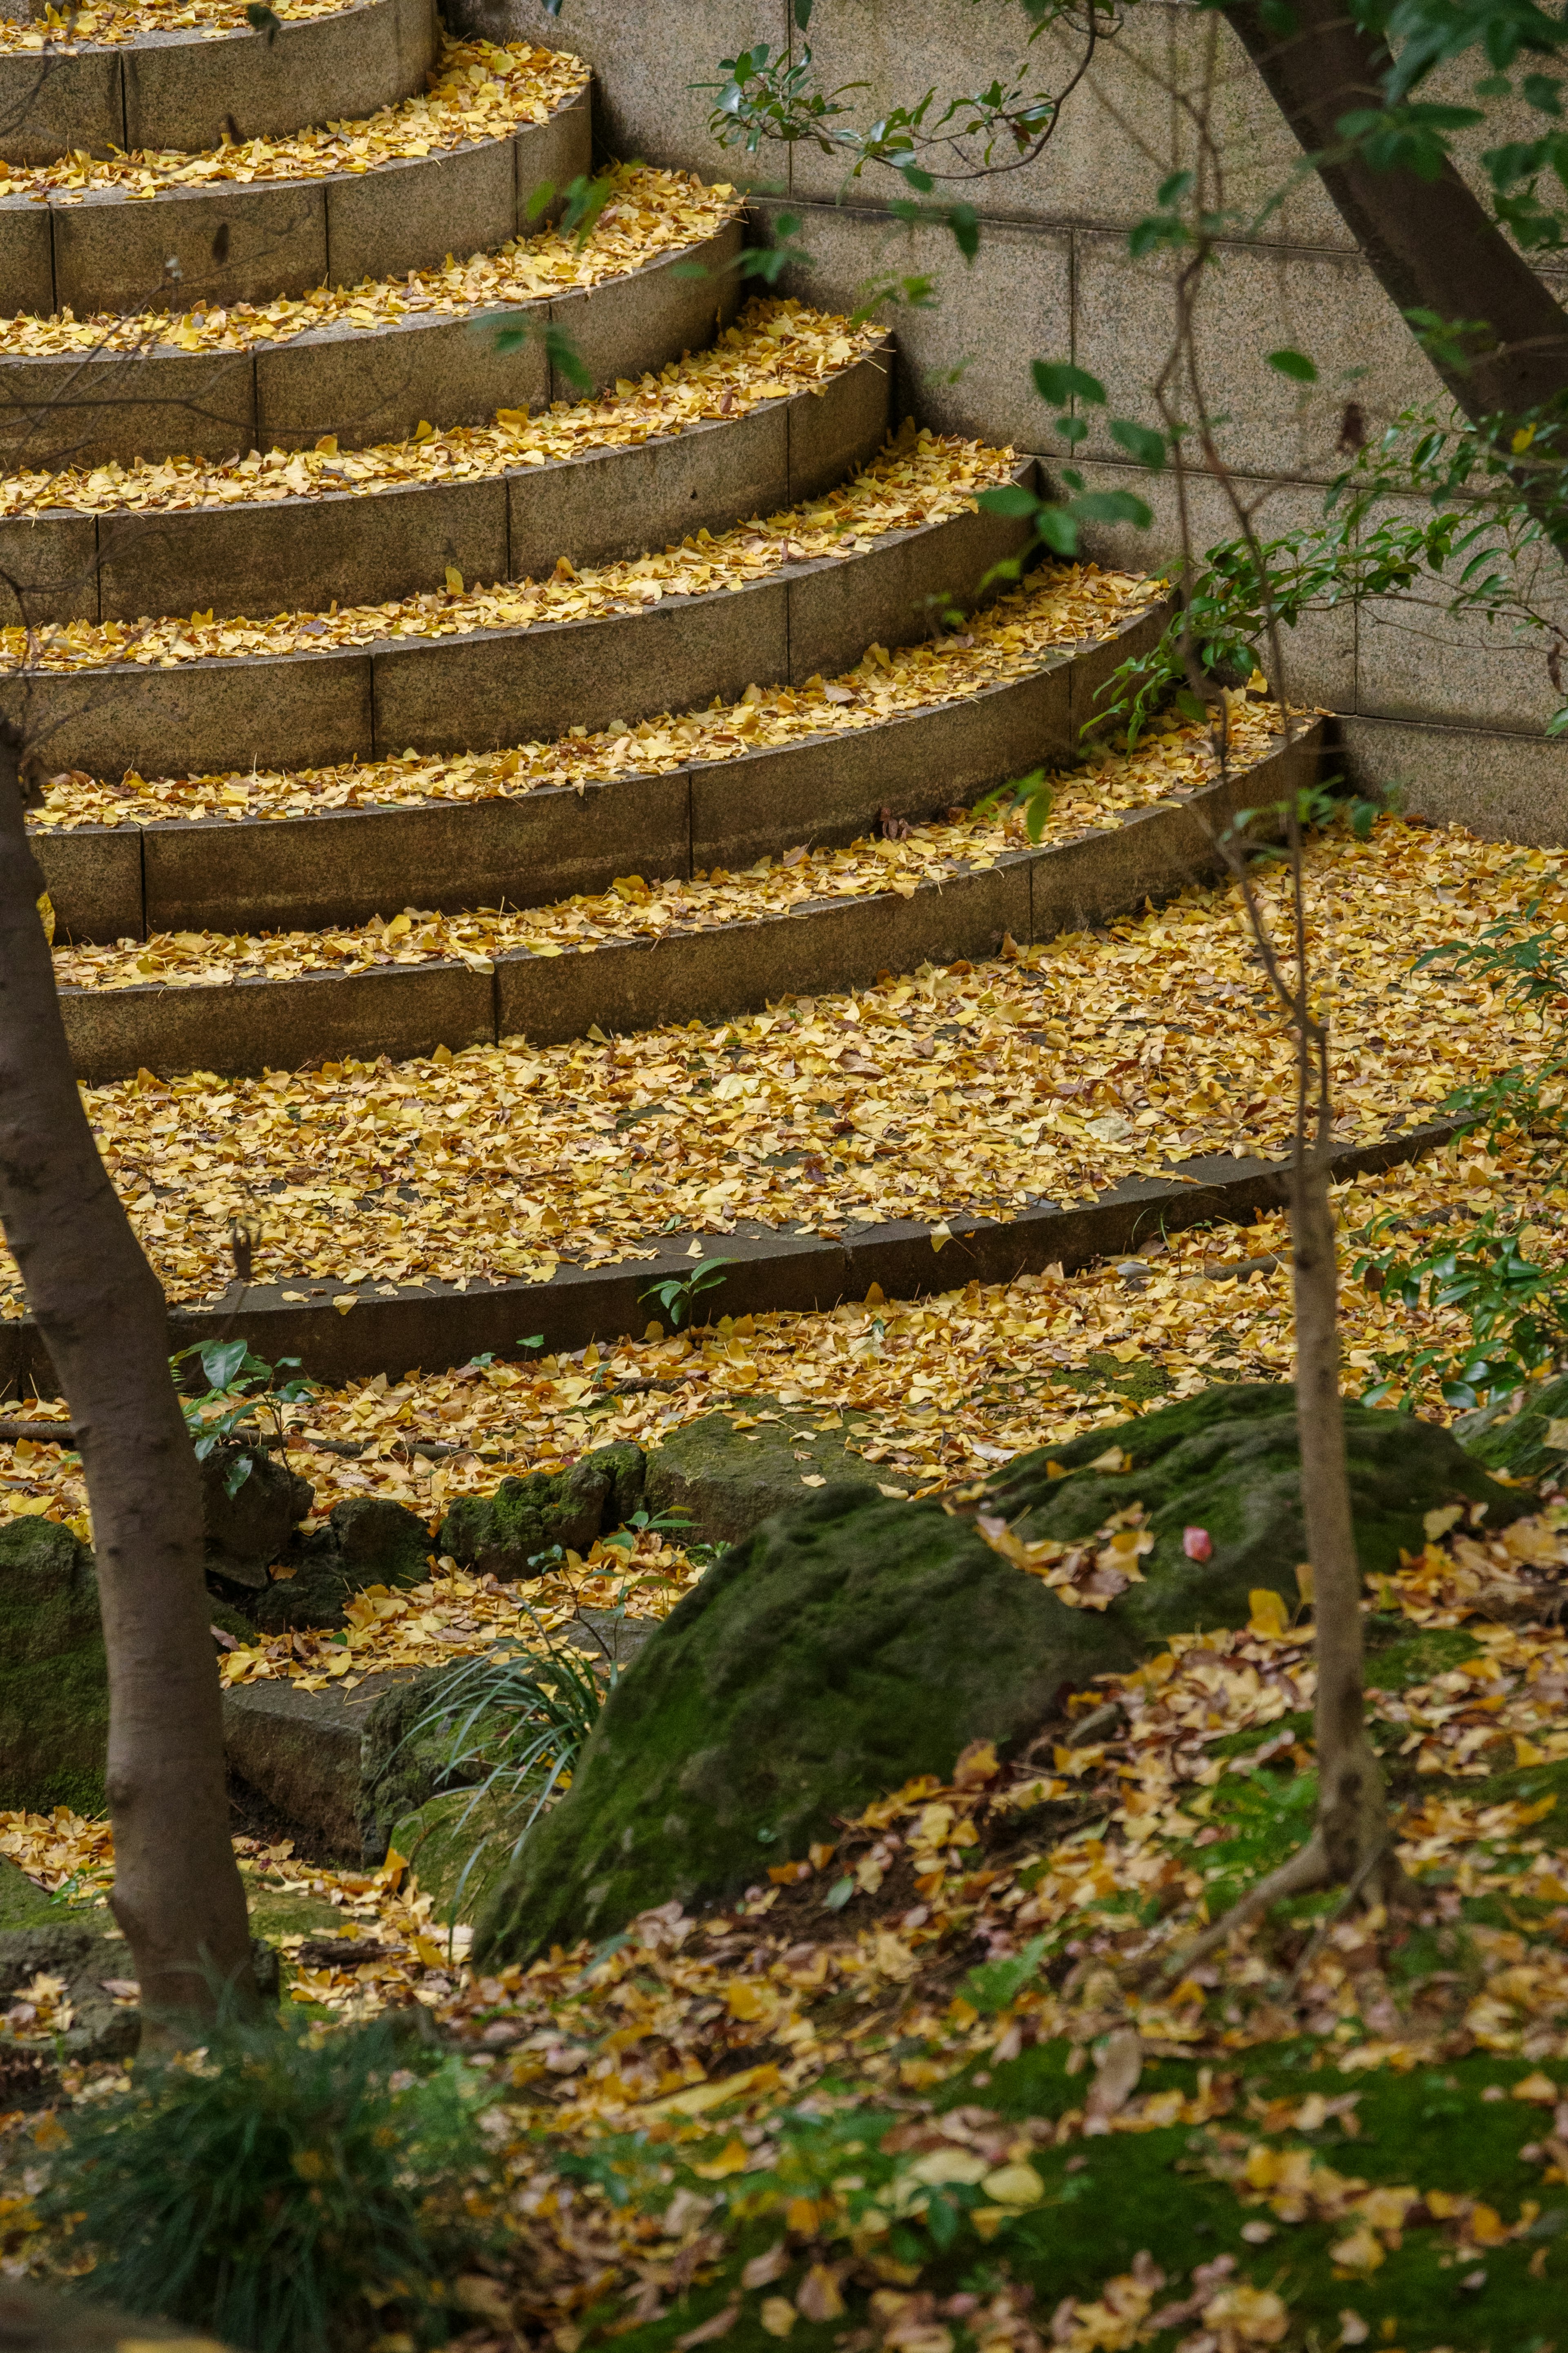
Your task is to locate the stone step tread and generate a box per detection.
[8,799,1486,1344]
[52,685,1245,991]
[0,162,737,359]
[0,31,583,201]
[34,563,1150,835]
[9,432,1015,666]
[3,303,879,520]
[1,0,437,165]
[1,304,892,624]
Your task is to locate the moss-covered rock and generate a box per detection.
[0,1519,108,1814]
[473,1383,1528,1965]
[201,1445,314,1590]
[438,1444,644,1577]
[982,1381,1530,1638]
[252,1497,435,1635]
[643,1403,890,1544]
[1454,1373,1568,1487]
[392,1784,520,1924]
[473,1477,1135,1965]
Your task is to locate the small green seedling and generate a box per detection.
[639,1257,736,1330]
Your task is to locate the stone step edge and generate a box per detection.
[0,77,590,323]
[0,337,893,626]
[0,203,745,470]
[34,591,1163,942]
[3,1119,1458,1398]
[0,0,437,166]
[51,710,1316,1081]
[2,459,1036,781]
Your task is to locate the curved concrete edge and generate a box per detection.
[2,1119,1460,1396]
[0,216,746,469]
[3,340,893,625]
[0,0,438,165]
[25,85,592,319]
[4,459,1036,778]
[36,597,1165,941]
[54,712,1316,1081]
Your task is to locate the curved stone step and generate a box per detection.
[0,38,590,316]
[0,186,745,467]
[0,318,891,622]
[51,709,1308,1083]
[4,1120,1454,1396]
[0,0,438,165]
[34,570,1160,941]
[2,443,1034,780]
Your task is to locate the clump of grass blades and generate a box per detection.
[407,1620,613,1915]
[43,2012,497,2353]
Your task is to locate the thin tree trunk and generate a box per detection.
[1290,1150,1392,1888]
[0,727,254,2029]
[1224,0,1568,420]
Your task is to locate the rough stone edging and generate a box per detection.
[0,341,893,627]
[0,1119,1459,1397]
[35,592,1161,943]
[2,460,1036,782]
[53,695,1305,1082]
[0,0,437,164]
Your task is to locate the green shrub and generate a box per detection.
[46,2013,497,2353]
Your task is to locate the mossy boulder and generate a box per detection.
[438,1443,644,1577]
[473,1383,1528,1965]
[253,1497,434,1635]
[0,1519,108,1814]
[981,1380,1531,1637]
[202,1445,313,1591]
[1454,1373,1568,1488]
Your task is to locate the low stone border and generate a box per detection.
[1,343,891,625]
[0,83,589,320]
[0,0,436,163]
[35,597,1159,941]
[0,1118,1457,1397]
[4,463,1034,782]
[52,697,1302,1081]
[0,216,744,471]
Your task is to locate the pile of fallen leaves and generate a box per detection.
[2,301,884,524]
[29,564,1152,831]
[0,36,587,200]
[0,0,355,50]
[1,433,1017,671]
[0,161,740,351]
[6,817,1558,1316]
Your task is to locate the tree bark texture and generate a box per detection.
[1290,1150,1393,1888]
[1224,0,1568,420]
[0,729,254,2026]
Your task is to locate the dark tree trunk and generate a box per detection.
[1224,0,1568,419]
[0,727,254,2030]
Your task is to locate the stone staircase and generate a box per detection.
[0,0,1379,1394]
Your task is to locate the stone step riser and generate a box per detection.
[3,1119,1452,1396]
[0,219,744,469]
[0,87,589,317]
[55,718,1315,1084]
[0,346,891,624]
[4,470,1035,781]
[36,600,1156,941]
[0,0,438,163]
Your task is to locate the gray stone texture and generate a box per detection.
[546,221,745,398]
[96,474,510,623]
[0,201,54,317]
[30,824,144,945]
[1339,716,1568,846]
[0,345,258,472]
[0,44,123,163]
[123,0,439,153]
[0,510,98,624]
